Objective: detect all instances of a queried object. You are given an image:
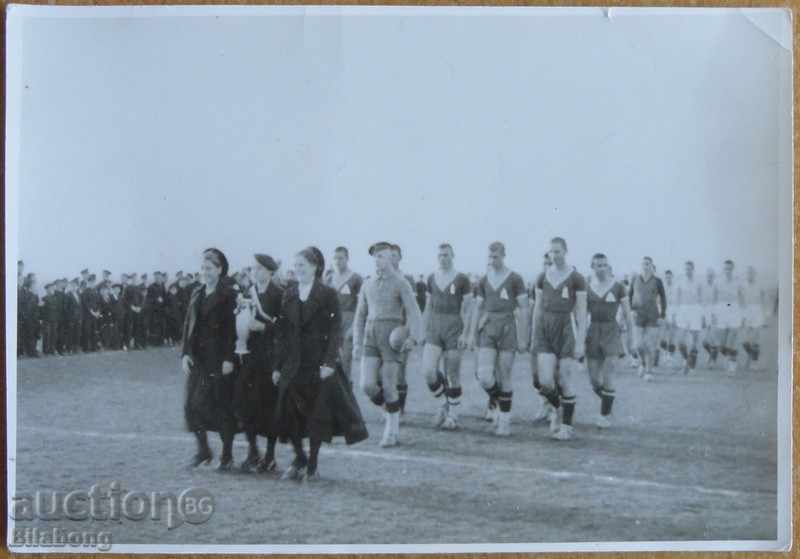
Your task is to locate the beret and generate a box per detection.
[254,253,278,272]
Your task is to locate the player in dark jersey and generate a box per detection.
[586,253,632,428]
[629,257,667,382]
[531,237,587,441]
[420,243,473,430]
[468,242,529,436]
[326,246,363,383]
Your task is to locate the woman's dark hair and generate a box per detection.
[298,246,325,279]
[203,248,229,277]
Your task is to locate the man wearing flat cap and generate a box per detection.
[81,274,101,352]
[353,242,422,448]
[42,283,61,355]
[54,278,68,354]
[125,273,147,349]
[18,274,40,357]
[147,271,167,346]
[64,279,82,353]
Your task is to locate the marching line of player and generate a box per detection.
[349,241,775,445]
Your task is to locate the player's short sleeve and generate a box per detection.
[510,273,526,299]
[571,271,587,292]
[535,272,545,291]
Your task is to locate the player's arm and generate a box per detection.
[574,291,588,353]
[620,295,634,350]
[421,290,432,335]
[515,293,530,352]
[468,295,484,350]
[531,287,543,349]
[399,281,423,347]
[352,284,368,359]
[657,278,667,322]
[459,286,474,347]
[572,275,588,358]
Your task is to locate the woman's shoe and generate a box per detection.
[216,455,234,472]
[239,450,260,473]
[281,457,307,481]
[257,457,277,474]
[189,448,213,468]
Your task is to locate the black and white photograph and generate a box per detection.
[5,5,793,553]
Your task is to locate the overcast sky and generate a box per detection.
[9,7,792,284]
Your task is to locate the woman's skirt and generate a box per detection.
[233,352,278,437]
[276,365,368,445]
[184,358,238,434]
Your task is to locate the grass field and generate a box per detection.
[12,339,778,547]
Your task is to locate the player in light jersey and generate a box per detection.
[715,260,745,374]
[326,246,363,384]
[700,268,720,368]
[468,242,529,437]
[675,261,704,374]
[586,254,633,428]
[353,242,423,447]
[420,243,473,430]
[531,237,587,441]
[659,270,678,367]
[741,266,768,371]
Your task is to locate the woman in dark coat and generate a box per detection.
[273,247,368,481]
[233,253,283,473]
[181,248,238,470]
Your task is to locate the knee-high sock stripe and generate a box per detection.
[539,387,560,408]
[385,399,402,413]
[600,390,615,416]
[561,396,576,426]
[427,372,446,398]
[370,389,385,407]
[397,384,408,411]
[497,391,513,412]
[445,386,462,402]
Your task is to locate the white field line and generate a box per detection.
[17,425,773,500]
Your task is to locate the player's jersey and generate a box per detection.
[678,275,702,306]
[587,281,627,322]
[535,267,587,314]
[742,280,765,306]
[630,274,666,319]
[663,281,676,310]
[327,271,363,314]
[701,279,717,306]
[716,275,743,307]
[426,271,471,314]
[478,270,526,314]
